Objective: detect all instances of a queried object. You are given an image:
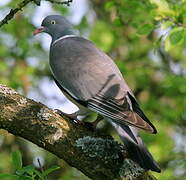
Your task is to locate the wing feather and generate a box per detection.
[88,93,156,133]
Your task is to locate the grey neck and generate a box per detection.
[52,29,76,43]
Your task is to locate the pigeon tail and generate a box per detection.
[109,120,161,172]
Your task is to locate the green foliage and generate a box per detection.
[169,27,185,45]
[0,151,60,180]
[137,24,154,35]
[12,151,22,170]
[90,21,114,52]
[165,27,185,51]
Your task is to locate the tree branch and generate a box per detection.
[0,0,73,28]
[0,84,156,180]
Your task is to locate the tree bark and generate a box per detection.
[0,84,156,180]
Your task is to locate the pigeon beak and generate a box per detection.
[33,27,45,35]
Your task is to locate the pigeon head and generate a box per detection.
[33,15,75,42]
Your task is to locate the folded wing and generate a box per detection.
[88,92,157,134]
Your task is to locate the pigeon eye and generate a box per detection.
[51,20,56,25]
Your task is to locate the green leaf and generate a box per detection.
[0,174,19,180]
[165,27,185,51]
[113,17,122,26]
[12,151,22,170]
[161,21,174,29]
[105,1,115,10]
[33,170,44,180]
[16,165,35,176]
[169,27,185,45]
[150,0,172,16]
[18,175,32,180]
[137,24,154,35]
[42,165,60,178]
[164,35,172,51]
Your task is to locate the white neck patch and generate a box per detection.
[52,35,77,45]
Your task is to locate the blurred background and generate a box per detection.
[0,0,186,179]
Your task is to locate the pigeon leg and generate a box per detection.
[84,114,104,131]
[54,109,83,123]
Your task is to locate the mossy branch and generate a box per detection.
[0,0,73,28]
[0,84,156,180]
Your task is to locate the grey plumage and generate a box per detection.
[34,15,161,172]
[50,36,156,133]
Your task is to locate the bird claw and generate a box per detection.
[54,109,83,124]
[54,109,103,129]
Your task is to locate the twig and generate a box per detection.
[0,0,34,28]
[46,0,72,6]
[0,0,73,28]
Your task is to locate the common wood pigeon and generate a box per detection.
[34,15,161,172]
